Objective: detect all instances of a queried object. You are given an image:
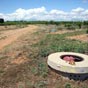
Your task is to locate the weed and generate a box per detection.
[37,33,88,57]
[17,82,25,88]
[0,68,4,75]
[30,67,38,75]
[34,81,47,88]
[86,29,88,34]
[38,61,48,77]
[65,83,71,88]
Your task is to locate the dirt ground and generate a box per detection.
[0,25,88,88]
[0,25,38,50]
[67,34,88,42]
[50,30,74,35]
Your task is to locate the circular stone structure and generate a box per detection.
[47,52,88,74]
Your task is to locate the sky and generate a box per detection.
[0,0,88,21]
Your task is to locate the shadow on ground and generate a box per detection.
[48,66,88,81]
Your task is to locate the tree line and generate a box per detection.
[0,18,88,29]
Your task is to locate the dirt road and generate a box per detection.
[0,25,38,50]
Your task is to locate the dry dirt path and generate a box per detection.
[0,25,38,50]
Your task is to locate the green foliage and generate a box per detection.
[65,83,71,88]
[1,21,88,30]
[4,21,27,25]
[0,68,4,74]
[34,81,47,88]
[30,59,48,77]
[37,30,88,57]
[30,67,38,75]
[0,18,4,24]
[86,29,88,34]
[38,62,48,77]
[65,24,76,30]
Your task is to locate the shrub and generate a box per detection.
[65,83,71,88]
[0,18,4,23]
[37,31,88,57]
[38,61,48,77]
[30,59,48,77]
[34,81,47,88]
[86,29,88,34]
[65,24,76,30]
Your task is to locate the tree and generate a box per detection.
[0,18,4,23]
[86,29,88,34]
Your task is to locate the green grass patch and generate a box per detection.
[30,58,48,78]
[36,30,88,57]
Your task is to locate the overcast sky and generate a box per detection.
[0,0,88,21]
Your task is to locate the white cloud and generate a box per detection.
[0,13,4,18]
[0,7,88,21]
[50,9,67,15]
[71,7,84,14]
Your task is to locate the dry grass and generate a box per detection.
[0,25,88,88]
[67,34,88,42]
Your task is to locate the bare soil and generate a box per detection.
[0,25,38,50]
[50,30,74,34]
[67,34,88,42]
